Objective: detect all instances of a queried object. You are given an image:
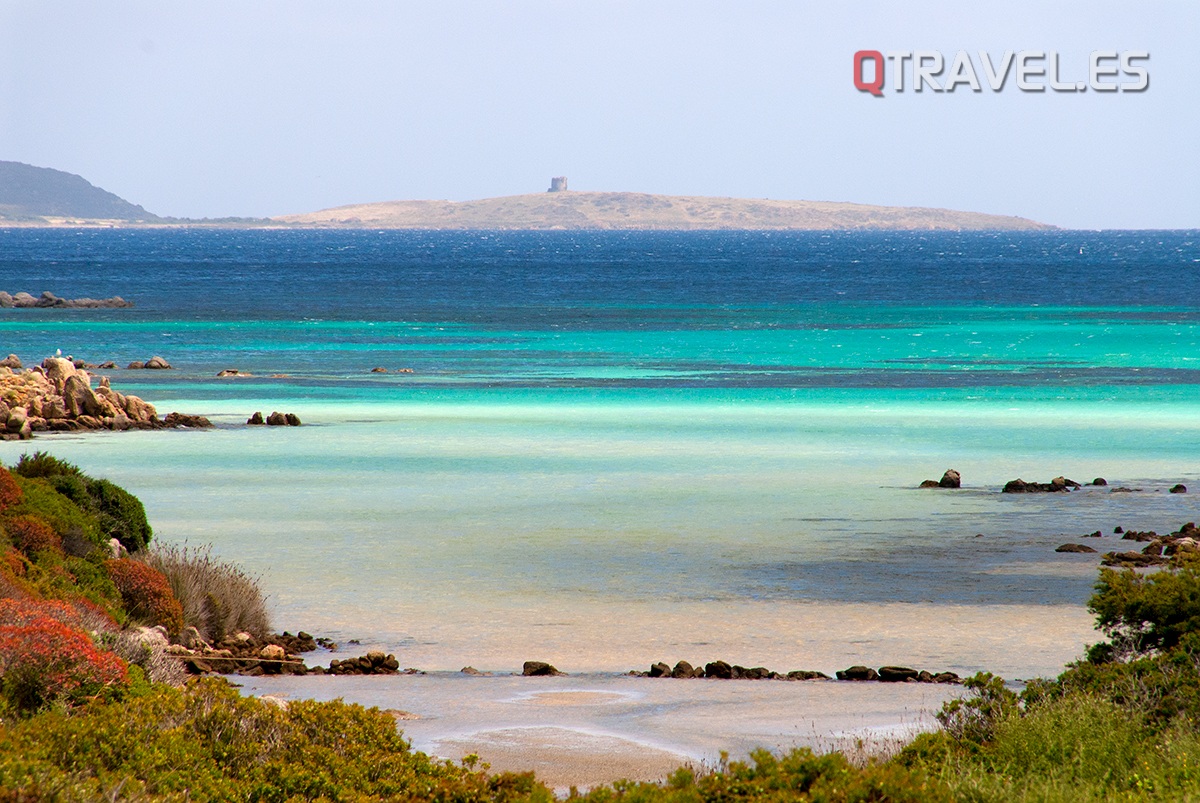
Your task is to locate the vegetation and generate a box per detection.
[6,457,1200,800]
[138,542,271,643]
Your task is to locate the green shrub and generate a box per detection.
[0,679,554,802]
[137,543,270,642]
[12,453,152,552]
[88,478,152,552]
[1088,559,1200,662]
[6,476,101,546]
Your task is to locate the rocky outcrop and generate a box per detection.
[0,357,211,439]
[256,411,301,426]
[522,660,565,676]
[1003,476,1082,493]
[0,290,133,308]
[919,469,961,489]
[326,651,402,676]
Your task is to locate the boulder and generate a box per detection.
[649,662,672,678]
[1055,543,1098,554]
[260,644,286,661]
[1102,551,1169,568]
[939,469,961,489]
[216,369,245,377]
[164,412,214,428]
[918,480,940,488]
[266,411,288,426]
[144,356,172,369]
[522,660,564,676]
[877,666,920,682]
[1092,478,1108,486]
[671,660,699,679]
[247,412,265,425]
[461,666,487,676]
[836,665,879,681]
[932,672,962,684]
[0,354,21,369]
[786,670,830,680]
[704,660,733,679]
[1171,484,1188,494]
[127,361,145,370]
[371,367,388,373]
[284,413,302,426]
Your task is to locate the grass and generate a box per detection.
[135,542,270,643]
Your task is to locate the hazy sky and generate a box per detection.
[1,1,1196,228]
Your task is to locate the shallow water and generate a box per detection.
[2,229,1199,758]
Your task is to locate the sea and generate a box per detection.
[2,227,1198,774]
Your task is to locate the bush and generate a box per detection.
[4,514,62,557]
[6,476,101,546]
[0,466,23,511]
[0,679,553,801]
[12,453,152,552]
[105,559,184,637]
[138,543,270,643]
[89,478,152,552]
[0,598,127,714]
[935,672,1019,747]
[1088,559,1200,661]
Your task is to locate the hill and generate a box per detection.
[274,191,1052,231]
[0,161,158,222]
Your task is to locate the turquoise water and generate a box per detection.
[2,229,1199,679]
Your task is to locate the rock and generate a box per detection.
[1114,526,1124,534]
[918,480,940,488]
[1055,543,1097,553]
[1171,484,1188,494]
[1092,478,1108,486]
[1121,530,1158,542]
[671,660,698,679]
[939,469,961,489]
[216,369,247,377]
[164,412,214,428]
[1143,541,1164,556]
[461,666,487,676]
[247,411,265,425]
[0,354,21,369]
[266,411,288,426]
[371,367,388,373]
[181,626,207,650]
[704,660,733,679]
[522,660,564,676]
[1003,477,1080,493]
[98,361,117,369]
[836,665,879,681]
[1083,530,1102,538]
[127,361,145,370]
[649,662,672,678]
[933,672,962,684]
[260,644,286,661]
[143,356,172,369]
[1101,551,1169,568]
[285,413,301,426]
[786,670,830,680]
[108,538,127,559]
[878,666,920,682]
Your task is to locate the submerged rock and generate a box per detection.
[1055,543,1098,554]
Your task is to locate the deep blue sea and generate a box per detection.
[2,228,1199,680]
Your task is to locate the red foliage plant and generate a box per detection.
[4,515,63,556]
[0,467,22,512]
[105,558,184,636]
[0,598,128,711]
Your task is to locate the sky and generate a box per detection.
[1,1,1196,228]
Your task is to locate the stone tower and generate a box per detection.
[548,176,568,192]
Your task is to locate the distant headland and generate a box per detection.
[0,161,1052,231]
